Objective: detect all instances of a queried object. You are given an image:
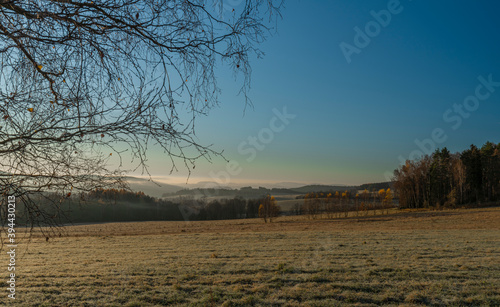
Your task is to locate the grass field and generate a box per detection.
[1,207,499,306]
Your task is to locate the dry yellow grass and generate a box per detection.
[1,207,499,306]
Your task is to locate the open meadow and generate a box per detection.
[2,207,499,306]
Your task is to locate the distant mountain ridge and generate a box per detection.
[125,176,183,198]
[160,182,392,199]
[123,175,392,199]
[289,184,355,194]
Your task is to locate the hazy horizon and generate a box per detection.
[129,175,358,189]
[118,0,500,189]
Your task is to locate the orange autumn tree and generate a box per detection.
[259,195,280,223]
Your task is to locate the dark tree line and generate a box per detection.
[300,189,393,219]
[393,141,500,208]
[12,189,184,224]
[194,197,262,221]
[87,188,156,204]
[12,189,270,224]
[86,189,265,221]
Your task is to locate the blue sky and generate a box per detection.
[142,0,500,187]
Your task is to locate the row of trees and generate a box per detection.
[194,195,281,222]
[393,141,500,208]
[14,190,186,224]
[300,189,394,219]
[87,188,156,204]
[88,191,271,221]
[23,190,280,223]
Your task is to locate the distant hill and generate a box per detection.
[289,185,355,194]
[187,181,233,189]
[359,182,392,191]
[125,176,183,198]
[163,186,296,199]
[184,181,310,190]
[267,182,311,189]
[161,183,392,199]
[123,175,392,199]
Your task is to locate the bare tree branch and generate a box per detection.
[0,0,283,230]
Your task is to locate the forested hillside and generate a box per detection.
[393,141,500,208]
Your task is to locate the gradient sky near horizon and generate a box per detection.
[138,0,500,187]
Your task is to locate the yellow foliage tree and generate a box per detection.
[259,195,280,223]
[378,189,386,204]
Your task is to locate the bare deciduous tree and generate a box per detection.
[0,0,282,230]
